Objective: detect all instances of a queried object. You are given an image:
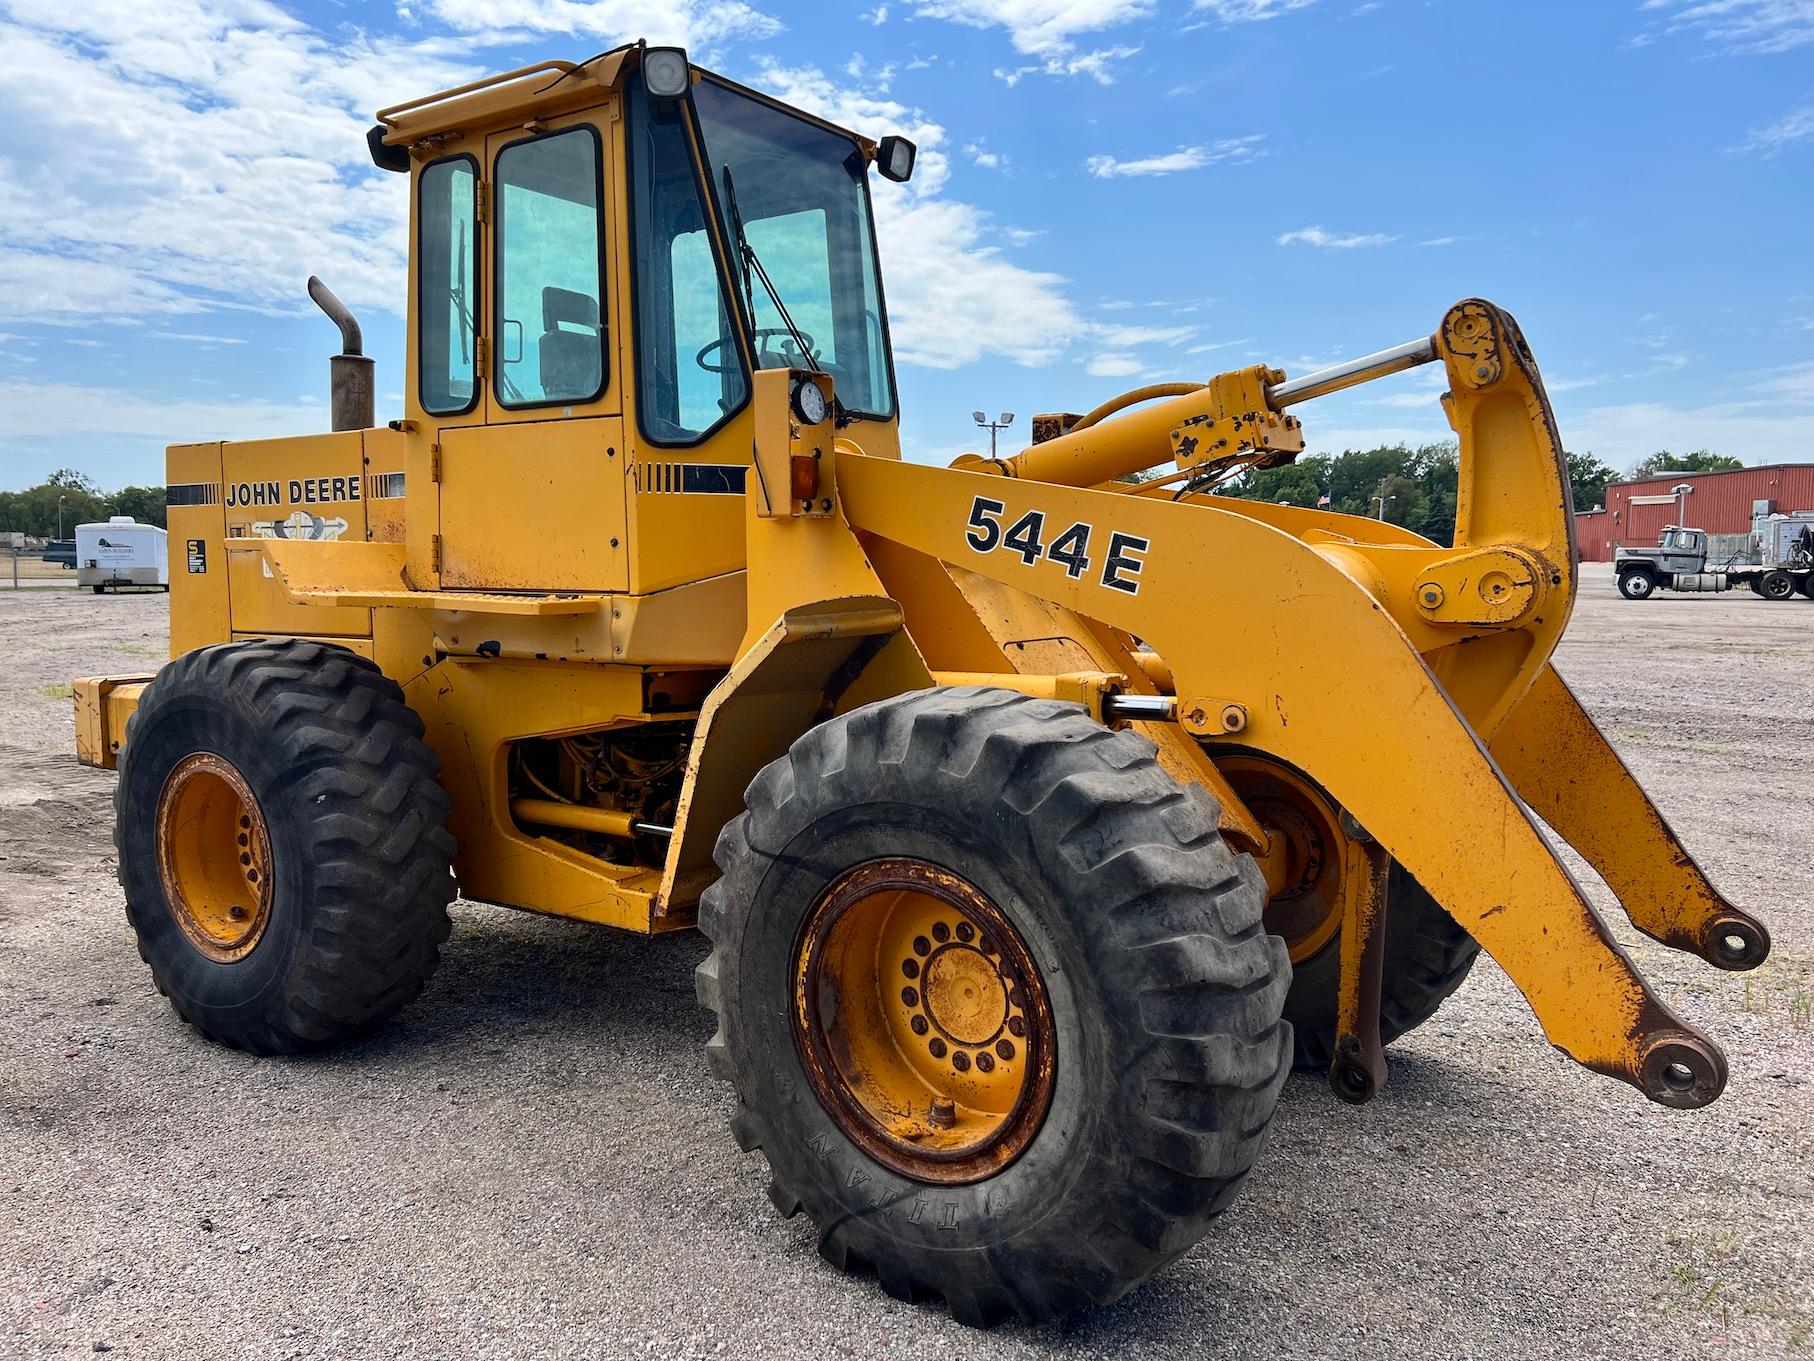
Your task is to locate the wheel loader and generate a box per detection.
[74,43,1772,1325]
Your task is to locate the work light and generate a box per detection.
[643,47,690,99]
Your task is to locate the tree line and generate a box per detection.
[1216,446,1740,545]
[0,470,167,537]
[0,446,1747,547]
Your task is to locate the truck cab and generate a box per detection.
[1614,524,1706,598]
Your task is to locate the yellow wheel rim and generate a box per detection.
[1218,753,1351,965]
[155,753,274,963]
[792,858,1055,1185]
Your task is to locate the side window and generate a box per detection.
[495,128,605,408]
[627,81,749,445]
[418,156,478,416]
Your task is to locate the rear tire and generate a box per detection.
[115,639,456,1054]
[1617,569,1656,600]
[1762,570,1797,600]
[1283,867,1480,1070]
[697,687,1291,1324]
[1800,574,1814,600]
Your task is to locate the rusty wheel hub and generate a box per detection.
[792,857,1055,1184]
[155,752,274,963]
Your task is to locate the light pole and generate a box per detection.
[1373,492,1395,520]
[972,410,1015,459]
[57,494,65,540]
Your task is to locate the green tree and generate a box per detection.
[1565,451,1618,512]
[108,486,168,529]
[1627,449,1743,480]
[0,474,165,537]
[45,468,103,496]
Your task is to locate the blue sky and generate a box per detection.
[0,0,1810,492]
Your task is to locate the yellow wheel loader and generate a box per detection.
[75,44,1771,1324]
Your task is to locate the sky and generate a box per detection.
[0,0,1810,492]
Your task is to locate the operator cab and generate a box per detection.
[371,44,915,596]
[1660,526,1705,553]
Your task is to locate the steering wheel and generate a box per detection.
[695,327,817,374]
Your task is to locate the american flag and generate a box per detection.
[1317,492,1331,506]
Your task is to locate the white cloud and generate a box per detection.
[1421,235,1457,246]
[422,0,781,46]
[1276,225,1399,248]
[1085,136,1265,177]
[1185,337,1254,354]
[0,2,485,323]
[863,3,890,21]
[1085,352,1146,377]
[845,53,898,89]
[1089,322,1195,346]
[994,44,1141,84]
[964,142,1006,169]
[1730,100,1814,156]
[1636,0,1814,55]
[1001,226,1044,245]
[912,0,1150,55]
[1192,0,1320,20]
[0,380,323,443]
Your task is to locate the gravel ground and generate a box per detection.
[1,564,1809,1359]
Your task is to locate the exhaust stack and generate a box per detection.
[307,276,375,432]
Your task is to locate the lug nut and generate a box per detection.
[929,1097,956,1128]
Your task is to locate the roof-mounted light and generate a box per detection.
[877,134,916,183]
[643,47,691,99]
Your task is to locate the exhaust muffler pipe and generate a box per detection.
[307,275,375,432]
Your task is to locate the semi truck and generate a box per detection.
[1615,517,1814,601]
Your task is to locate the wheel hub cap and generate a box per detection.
[155,752,273,963]
[792,857,1055,1185]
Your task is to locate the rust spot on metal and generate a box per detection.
[790,857,1057,1186]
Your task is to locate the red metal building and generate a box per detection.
[1574,463,1814,562]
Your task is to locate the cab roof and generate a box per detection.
[373,45,876,160]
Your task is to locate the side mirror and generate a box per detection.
[876,135,916,183]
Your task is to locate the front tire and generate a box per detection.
[115,639,456,1053]
[1617,569,1656,600]
[697,687,1291,1324]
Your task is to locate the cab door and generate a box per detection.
[436,109,628,593]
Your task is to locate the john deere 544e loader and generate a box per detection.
[75,44,1770,1325]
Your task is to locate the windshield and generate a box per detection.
[691,78,896,419]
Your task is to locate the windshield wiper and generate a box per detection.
[720,166,829,385]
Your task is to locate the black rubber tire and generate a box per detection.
[1617,570,1655,600]
[1761,570,1797,600]
[697,687,1292,1325]
[91,584,105,595]
[1800,574,1814,600]
[1282,864,1481,1070]
[115,639,456,1054]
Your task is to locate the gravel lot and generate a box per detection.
[1,564,1809,1359]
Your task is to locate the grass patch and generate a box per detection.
[35,682,72,701]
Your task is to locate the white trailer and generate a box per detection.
[76,517,168,594]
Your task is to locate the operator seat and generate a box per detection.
[539,286,602,400]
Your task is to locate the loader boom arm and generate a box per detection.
[834,298,1762,1110]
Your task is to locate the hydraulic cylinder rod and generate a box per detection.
[986,334,1440,490]
[1268,336,1436,407]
